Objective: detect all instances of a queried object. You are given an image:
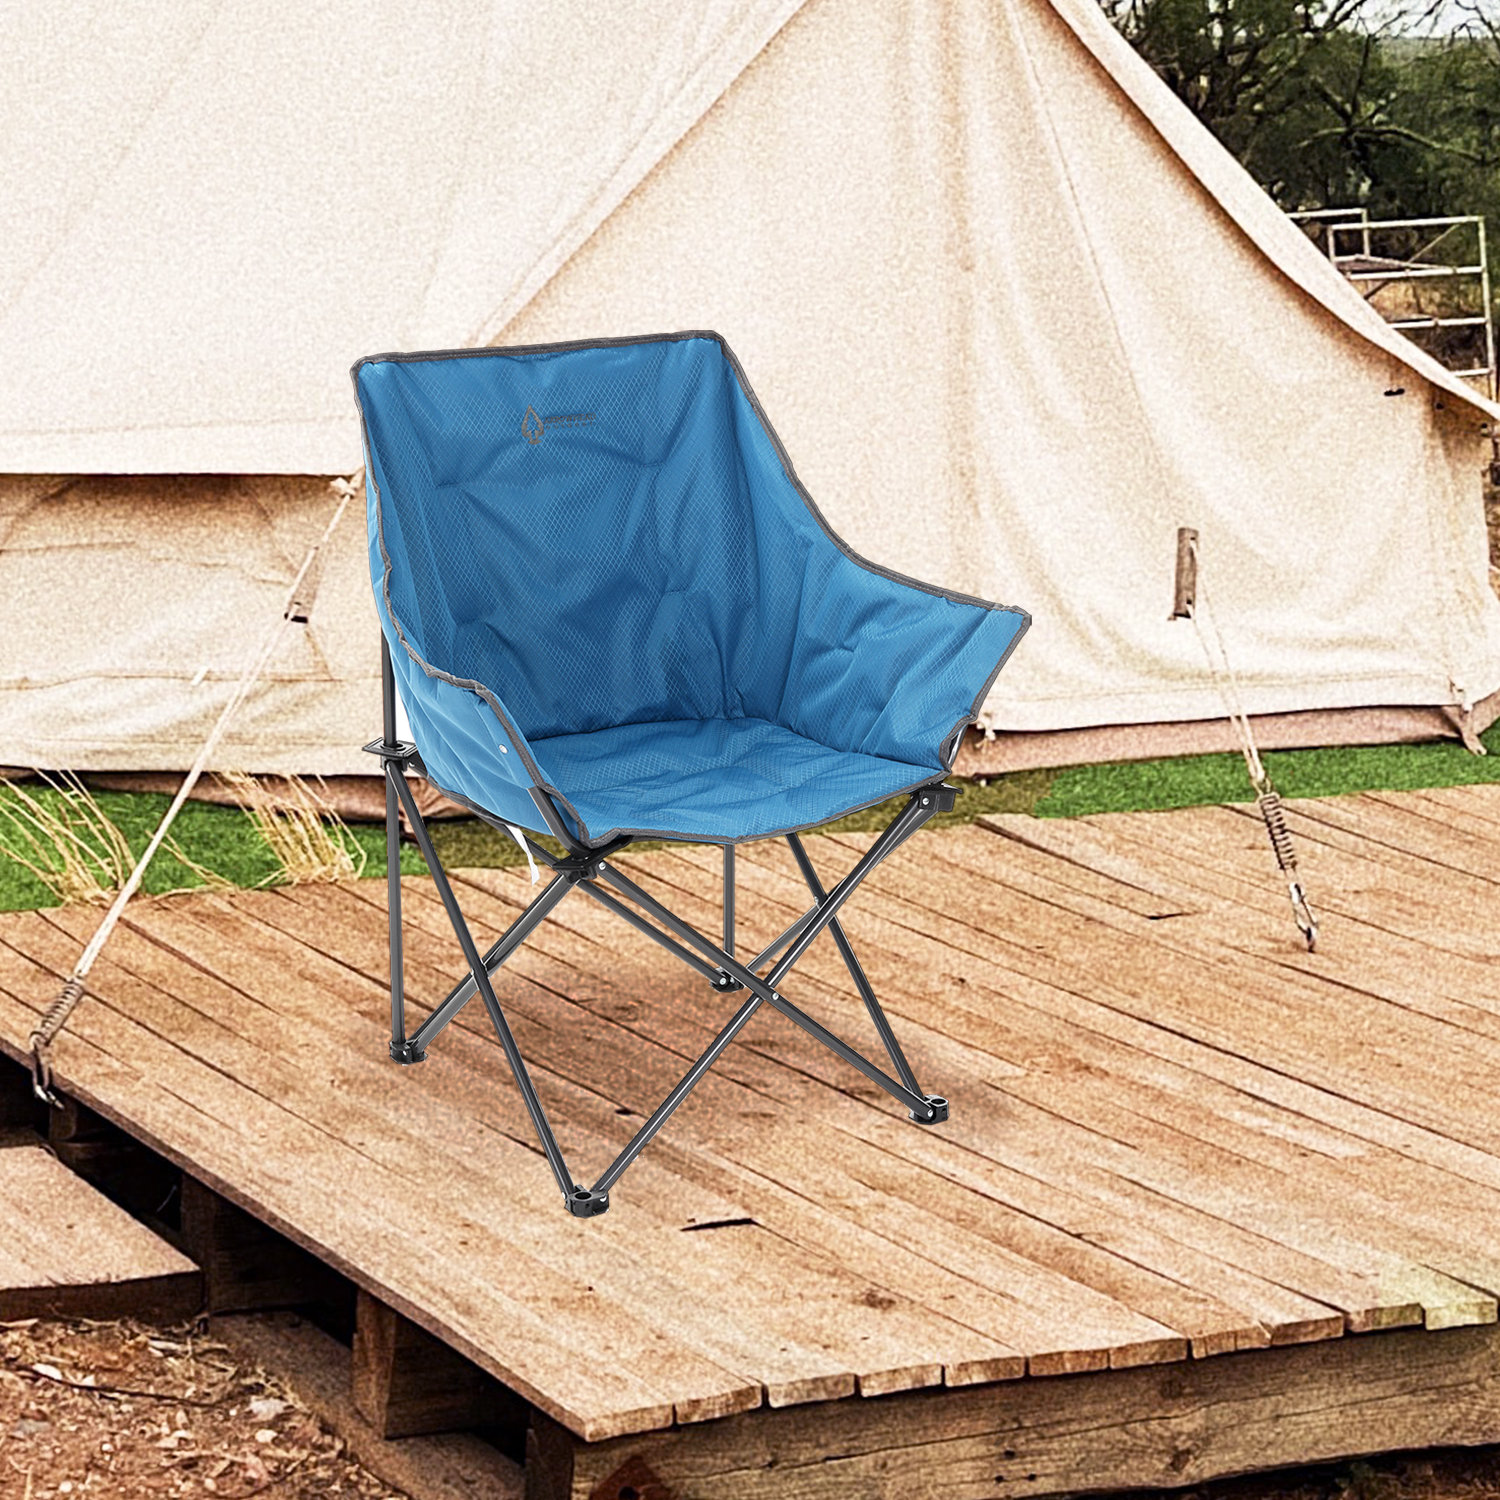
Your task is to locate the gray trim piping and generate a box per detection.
[351,330,1031,848]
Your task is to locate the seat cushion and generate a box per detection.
[529,717,938,845]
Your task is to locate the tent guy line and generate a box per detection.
[1176,527,1319,950]
[24,474,358,1104]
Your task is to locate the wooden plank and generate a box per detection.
[0,846,1380,1416]
[306,876,1042,1387]
[1274,793,1500,889]
[0,919,695,1441]
[0,1144,200,1322]
[966,809,1500,1144]
[996,804,1500,1099]
[384,868,1191,1377]
[1390,784,1500,831]
[966,816,1500,1188]
[594,840,1362,1351]
[921,822,1500,1151]
[1130,799,1500,967]
[1037,803,1500,1043]
[883,819,1500,1280]
[528,1321,1500,1500]
[71,906,763,1430]
[216,1311,525,1500]
[353,1288,525,1439]
[1,789,1498,1461]
[800,829,1500,1327]
[124,889,999,1406]
[613,845,1342,1355]
[919,819,1500,1213]
[898,830,1500,1327]
[669,839,1455,1332]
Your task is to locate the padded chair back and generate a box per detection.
[359,334,828,740]
[356,332,1026,819]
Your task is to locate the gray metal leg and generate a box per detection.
[786,833,925,1100]
[375,775,955,1215]
[594,792,942,1120]
[409,875,573,1053]
[389,771,583,1208]
[379,638,412,1062]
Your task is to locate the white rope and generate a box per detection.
[29,474,359,1098]
[1183,535,1268,790]
[1178,533,1318,952]
[503,822,540,884]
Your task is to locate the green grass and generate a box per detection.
[3,720,1499,914]
[0,787,425,914]
[1037,721,1500,817]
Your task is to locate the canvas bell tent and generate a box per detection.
[4,0,1499,780]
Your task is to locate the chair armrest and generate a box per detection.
[777,549,1029,770]
[379,610,554,833]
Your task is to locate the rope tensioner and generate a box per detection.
[1172,526,1318,953]
[1255,784,1318,953]
[27,976,85,1104]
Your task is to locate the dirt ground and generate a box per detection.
[0,1318,405,1500]
[3,1319,1500,1500]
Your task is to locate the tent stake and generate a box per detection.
[1171,527,1198,619]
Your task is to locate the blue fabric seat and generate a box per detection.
[354,332,1028,847]
[530,717,937,845]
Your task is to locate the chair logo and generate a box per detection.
[522,406,595,445]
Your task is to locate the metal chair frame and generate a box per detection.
[368,640,953,1217]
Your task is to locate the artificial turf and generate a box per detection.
[3,720,1499,914]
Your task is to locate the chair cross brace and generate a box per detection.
[374,741,954,1217]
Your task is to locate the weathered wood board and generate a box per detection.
[1,786,1498,1494]
[0,1144,200,1321]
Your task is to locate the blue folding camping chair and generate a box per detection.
[353,332,1029,1216]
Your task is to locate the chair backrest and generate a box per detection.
[356,333,841,741]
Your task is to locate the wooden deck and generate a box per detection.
[0,1143,199,1322]
[2,786,1500,1495]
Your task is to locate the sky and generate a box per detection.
[1360,0,1495,34]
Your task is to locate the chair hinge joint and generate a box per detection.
[554,853,607,883]
[915,783,959,814]
[363,737,424,772]
[567,1185,610,1218]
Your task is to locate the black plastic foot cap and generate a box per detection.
[910,1094,949,1125]
[389,1039,428,1065]
[567,1186,610,1218]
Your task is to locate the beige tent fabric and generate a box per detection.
[0,0,802,474]
[3,0,1498,775]
[0,474,370,772]
[1048,0,1500,423]
[502,0,1500,737]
